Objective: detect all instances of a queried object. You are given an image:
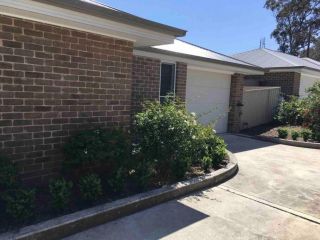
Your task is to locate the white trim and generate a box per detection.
[159,62,177,101]
[134,50,264,75]
[0,0,175,47]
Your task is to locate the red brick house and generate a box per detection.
[0,0,263,184]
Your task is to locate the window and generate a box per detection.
[160,63,176,102]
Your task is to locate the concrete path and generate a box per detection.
[64,135,320,240]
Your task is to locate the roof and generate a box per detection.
[137,40,263,72]
[32,0,187,37]
[232,48,320,73]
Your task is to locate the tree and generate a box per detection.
[265,0,320,56]
[301,37,320,60]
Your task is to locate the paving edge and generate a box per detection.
[1,151,238,240]
[236,134,320,149]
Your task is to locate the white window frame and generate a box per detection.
[159,62,177,101]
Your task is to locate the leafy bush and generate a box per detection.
[194,126,227,169]
[134,99,198,182]
[0,156,18,190]
[108,168,126,193]
[291,130,300,141]
[79,174,103,202]
[301,129,312,142]
[2,189,35,222]
[275,96,306,125]
[304,82,320,141]
[134,99,227,182]
[201,156,212,173]
[49,178,73,211]
[63,128,130,173]
[277,128,288,139]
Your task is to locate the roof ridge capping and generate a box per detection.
[32,0,187,37]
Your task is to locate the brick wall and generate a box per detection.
[228,74,244,133]
[175,62,187,101]
[0,15,133,184]
[244,72,301,96]
[131,56,187,114]
[131,55,160,114]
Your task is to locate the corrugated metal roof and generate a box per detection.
[232,48,320,72]
[149,40,261,68]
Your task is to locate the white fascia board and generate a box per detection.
[0,0,175,47]
[268,68,302,73]
[134,50,264,75]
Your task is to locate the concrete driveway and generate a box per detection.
[64,135,320,240]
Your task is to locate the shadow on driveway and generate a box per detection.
[220,134,277,153]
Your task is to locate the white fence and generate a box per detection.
[241,86,281,130]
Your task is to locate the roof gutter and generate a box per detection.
[267,66,320,74]
[32,0,187,37]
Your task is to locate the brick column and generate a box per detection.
[228,73,244,133]
[175,62,187,101]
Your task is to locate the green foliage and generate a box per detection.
[79,174,103,202]
[134,99,227,182]
[201,156,212,173]
[291,130,300,141]
[194,126,227,169]
[134,99,198,181]
[301,129,312,142]
[277,128,289,139]
[63,128,130,171]
[108,168,126,193]
[0,156,18,190]
[49,178,73,211]
[276,96,306,125]
[2,189,35,222]
[265,0,320,56]
[305,82,320,141]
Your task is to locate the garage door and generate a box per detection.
[186,69,231,133]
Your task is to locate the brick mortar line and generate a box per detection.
[218,185,320,225]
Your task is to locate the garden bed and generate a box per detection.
[241,123,320,149]
[0,152,237,240]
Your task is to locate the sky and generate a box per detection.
[100,0,278,55]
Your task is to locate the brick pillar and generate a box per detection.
[228,73,244,133]
[175,62,187,101]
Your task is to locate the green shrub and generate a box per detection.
[194,126,227,169]
[108,168,126,193]
[276,96,306,125]
[304,82,320,141]
[277,128,288,139]
[201,156,212,173]
[79,174,103,202]
[291,130,300,141]
[49,178,73,211]
[0,156,18,190]
[2,189,35,222]
[301,129,312,142]
[63,128,130,173]
[134,99,198,181]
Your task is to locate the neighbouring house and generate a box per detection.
[233,48,320,98]
[0,0,264,184]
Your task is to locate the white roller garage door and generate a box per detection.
[186,69,231,133]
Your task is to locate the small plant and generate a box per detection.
[49,178,73,211]
[275,96,306,125]
[277,128,288,139]
[2,189,35,222]
[301,129,312,142]
[0,156,18,190]
[291,130,300,141]
[108,168,126,193]
[79,174,103,202]
[201,156,212,173]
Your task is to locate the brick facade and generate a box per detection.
[0,15,133,184]
[131,56,161,113]
[228,74,244,133]
[131,56,187,114]
[245,72,301,96]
